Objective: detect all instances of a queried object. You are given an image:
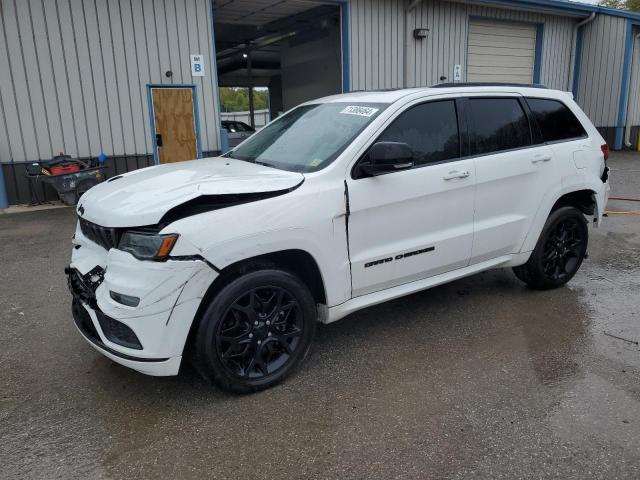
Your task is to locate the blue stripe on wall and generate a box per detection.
[572,26,585,98]
[615,20,635,149]
[341,1,350,92]
[534,23,544,83]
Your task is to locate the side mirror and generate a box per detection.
[356,142,414,177]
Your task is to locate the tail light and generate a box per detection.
[601,144,609,162]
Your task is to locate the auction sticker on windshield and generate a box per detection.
[340,106,379,117]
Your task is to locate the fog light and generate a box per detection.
[110,291,140,307]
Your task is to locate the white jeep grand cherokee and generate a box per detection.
[68,84,610,392]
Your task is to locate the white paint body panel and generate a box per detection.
[70,86,609,375]
[347,157,475,297]
[78,158,304,227]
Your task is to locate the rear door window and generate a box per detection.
[467,98,532,155]
[525,98,587,142]
[377,100,460,167]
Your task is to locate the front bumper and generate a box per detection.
[70,298,181,375]
[67,225,218,376]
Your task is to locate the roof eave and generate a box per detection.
[463,0,640,22]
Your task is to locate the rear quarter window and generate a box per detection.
[525,98,588,143]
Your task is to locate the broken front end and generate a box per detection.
[66,218,218,376]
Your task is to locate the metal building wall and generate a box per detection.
[348,0,406,90]
[575,14,627,141]
[0,0,221,202]
[348,0,575,91]
[408,1,576,90]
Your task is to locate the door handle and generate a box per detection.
[155,134,163,147]
[443,170,470,180]
[531,154,551,164]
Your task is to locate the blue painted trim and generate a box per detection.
[340,1,350,92]
[209,0,225,152]
[146,84,202,164]
[192,87,203,159]
[534,23,544,84]
[572,26,585,99]
[146,86,158,165]
[0,165,8,209]
[615,20,635,150]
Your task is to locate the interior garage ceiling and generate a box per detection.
[213,0,329,26]
[213,0,339,85]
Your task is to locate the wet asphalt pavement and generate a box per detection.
[1,152,639,479]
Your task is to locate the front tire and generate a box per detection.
[193,269,316,393]
[513,206,588,290]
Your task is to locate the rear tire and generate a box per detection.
[193,269,316,393]
[513,206,588,290]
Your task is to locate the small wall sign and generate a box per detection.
[191,54,205,77]
[454,64,462,82]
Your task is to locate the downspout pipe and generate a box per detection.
[0,165,8,209]
[569,12,596,97]
[624,32,640,148]
[403,0,423,88]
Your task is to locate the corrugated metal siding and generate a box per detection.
[349,0,405,90]
[576,14,626,127]
[348,0,574,91]
[626,31,640,127]
[0,0,221,164]
[411,1,574,89]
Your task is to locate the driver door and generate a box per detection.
[346,99,476,297]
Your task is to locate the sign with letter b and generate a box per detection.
[191,54,205,77]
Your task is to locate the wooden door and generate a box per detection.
[151,88,198,164]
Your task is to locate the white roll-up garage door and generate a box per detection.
[467,19,537,83]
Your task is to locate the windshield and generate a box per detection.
[224,103,387,172]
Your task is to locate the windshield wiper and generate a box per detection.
[254,160,277,169]
[224,154,278,169]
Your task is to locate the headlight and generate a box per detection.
[118,232,179,260]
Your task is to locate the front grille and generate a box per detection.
[96,311,143,350]
[66,266,104,309]
[79,218,121,250]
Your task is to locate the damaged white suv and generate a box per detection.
[68,84,610,392]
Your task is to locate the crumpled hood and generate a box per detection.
[78,157,304,227]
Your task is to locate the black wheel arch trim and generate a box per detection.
[183,249,327,359]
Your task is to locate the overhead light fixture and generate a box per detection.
[242,53,248,58]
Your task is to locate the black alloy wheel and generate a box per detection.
[513,206,588,290]
[193,269,316,393]
[216,286,303,379]
[540,216,586,282]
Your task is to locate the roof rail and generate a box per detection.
[431,82,549,89]
[350,88,403,93]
